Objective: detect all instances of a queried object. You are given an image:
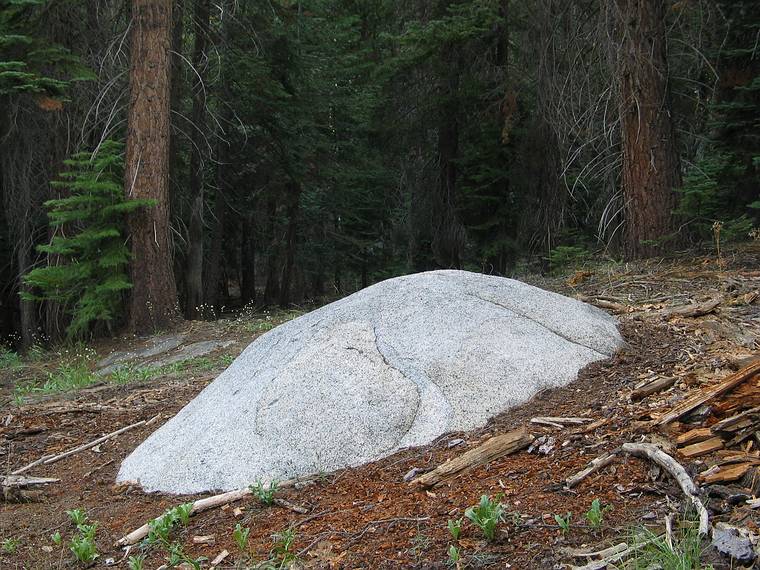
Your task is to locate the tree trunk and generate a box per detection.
[125,0,178,333]
[432,44,465,269]
[169,0,184,209]
[614,0,681,258]
[263,198,281,306]
[278,182,301,307]
[184,0,210,319]
[240,210,256,306]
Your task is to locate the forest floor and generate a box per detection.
[1,244,759,569]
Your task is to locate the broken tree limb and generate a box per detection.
[116,476,306,547]
[621,442,709,536]
[565,451,617,488]
[630,376,677,401]
[273,497,309,514]
[12,414,161,476]
[655,361,760,425]
[531,416,593,428]
[660,296,723,319]
[410,427,533,489]
[0,475,60,488]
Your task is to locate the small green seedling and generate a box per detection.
[70,532,98,564]
[173,502,193,526]
[147,513,175,545]
[166,542,204,570]
[2,538,20,554]
[127,554,145,570]
[447,544,461,566]
[67,508,88,527]
[464,494,506,541]
[584,498,609,530]
[447,518,463,540]
[554,512,572,534]
[250,479,279,505]
[270,529,298,565]
[233,523,251,552]
[51,531,62,546]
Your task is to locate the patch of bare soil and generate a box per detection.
[1,246,759,569]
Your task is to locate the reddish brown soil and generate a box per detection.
[2,248,759,569]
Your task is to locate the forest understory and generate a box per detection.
[1,244,759,569]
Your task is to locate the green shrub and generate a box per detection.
[676,152,758,243]
[548,245,589,274]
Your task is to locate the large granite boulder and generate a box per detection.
[118,270,622,493]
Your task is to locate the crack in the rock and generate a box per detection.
[464,292,610,357]
[370,323,426,451]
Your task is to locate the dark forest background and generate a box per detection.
[1,0,758,347]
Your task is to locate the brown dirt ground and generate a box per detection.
[1,245,759,569]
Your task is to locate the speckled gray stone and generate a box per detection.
[118,270,622,494]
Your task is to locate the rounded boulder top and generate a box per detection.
[117,270,622,494]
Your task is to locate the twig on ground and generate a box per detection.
[565,451,617,488]
[12,414,161,476]
[621,442,709,536]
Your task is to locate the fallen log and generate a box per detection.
[410,427,533,489]
[655,361,760,425]
[660,296,723,319]
[565,451,617,489]
[621,443,709,536]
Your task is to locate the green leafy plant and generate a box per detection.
[127,555,145,570]
[585,498,609,530]
[173,503,193,526]
[265,529,298,568]
[447,518,462,540]
[1,538,20,554]
[22,140,154,339]
[16,360,97,396]
[447,544,461,566]
[0,347,21,370]
[147,514,175,545]
[554,512,572,534]
[66,508,88,527]
[51,531,62,546]
[165,542,204,569]
[69,523,98,564]
[233,523,251,553]
[250,479,279,506]
[464,494,506,541]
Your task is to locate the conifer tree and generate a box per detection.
[23,141,153,339]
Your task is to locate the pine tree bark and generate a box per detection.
[278,182,301,307]
[432,43,465,269]
[240,210,256,306]
[125,0,178,333]
[614,0,681,258]
[185,0,210,319]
